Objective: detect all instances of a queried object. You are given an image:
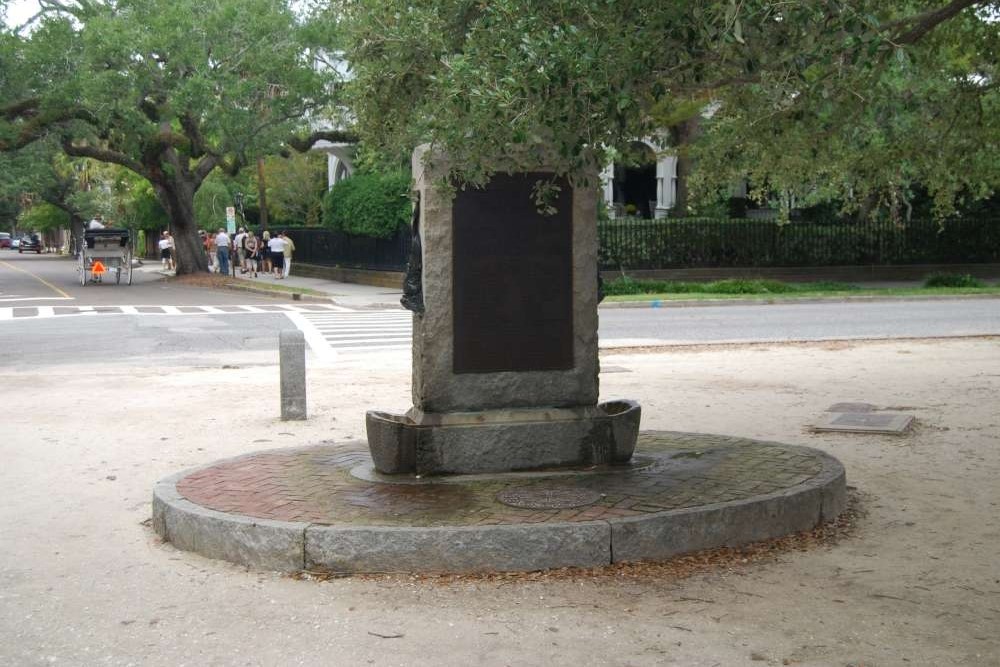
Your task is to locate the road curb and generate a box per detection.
[217,281,337,303]
[599,293,1000,309]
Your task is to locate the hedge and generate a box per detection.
[321,170,412,239]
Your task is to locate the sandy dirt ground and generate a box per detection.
[1,337,998,667]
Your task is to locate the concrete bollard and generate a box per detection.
[279,329,307,421]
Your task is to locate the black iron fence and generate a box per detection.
[283,226,412,271]
[598,217,1000,270]
[283,217,1000,273]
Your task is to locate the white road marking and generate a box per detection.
[286,311,414,358]
[283,311,337,363]
[0,303,356,322]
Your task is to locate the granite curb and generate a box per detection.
[216,281,337,304]
[599,293,1000,309]
[152,438,847,574]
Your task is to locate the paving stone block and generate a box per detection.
[305,521,611,573]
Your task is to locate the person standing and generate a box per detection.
[260,230,272,274]
[202,230,216,272]
[279,231,296,279]
[215,228,231,275]
[167,231,176,271]
[267,232,286,279]
[244,231,260,278]
[158,231,175,271]
[233,227,248,273]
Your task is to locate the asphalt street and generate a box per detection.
[598,298,1000,346]
[0,251,284,306]
[2,251,999,369]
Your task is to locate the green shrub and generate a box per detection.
[807,281,861,291]
[603,276,645,295]
[602,277,863,296]
[923,272,984,288]
[322,170,412,239]
[702,279,795,294]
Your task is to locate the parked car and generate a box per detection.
[0,232,10,249]
[11,237,20,249]
[18,234,43,253]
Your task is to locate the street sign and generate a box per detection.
[226,207,236,234]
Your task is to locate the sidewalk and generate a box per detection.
[234,270,404,309]
[144,262,406,309]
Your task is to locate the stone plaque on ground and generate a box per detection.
[826,402,877,413]
[496,485,601,510]
[813,412,914,434]
[452,173,574,373]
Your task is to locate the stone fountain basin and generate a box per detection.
[366,400,641,475]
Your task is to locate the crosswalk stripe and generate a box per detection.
[0,303,361,322]
[312,324,412,331]
[283,311,336,362]
[286,310,414,359]
[331,344,411,352]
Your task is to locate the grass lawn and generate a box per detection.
[173,273,329,297]
[603,277,1000,302]
[234,280,328,297]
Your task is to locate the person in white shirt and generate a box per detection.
[215,229,231,274]
[87,215,105,230]
[158,231,175,271]
[267,234,286,278]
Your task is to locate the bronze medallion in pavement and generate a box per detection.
[496,485,602,510]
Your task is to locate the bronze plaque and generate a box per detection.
[452,173,574,373]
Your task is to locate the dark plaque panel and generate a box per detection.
[452,172,574,374]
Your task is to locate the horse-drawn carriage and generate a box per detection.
[79,228,133,285]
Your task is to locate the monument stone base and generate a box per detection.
[366,400,641,475]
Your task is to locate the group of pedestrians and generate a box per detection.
[202,227,296,279]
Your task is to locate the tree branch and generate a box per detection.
[60,139,149,180]
[891,0,987,45]
[284,129,358,153]
[1,101,103,151]
[179,112,207,158]
[2,98,42,120]
[193,155,219,185]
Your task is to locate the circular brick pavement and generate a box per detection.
[153,431,846,573]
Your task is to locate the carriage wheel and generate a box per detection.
[79,252,87,286]
[126,248,134,285]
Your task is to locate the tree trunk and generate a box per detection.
[154,178,208,275]
[69,214,85,257]
[257,157,269,231]
[669,116,700,215]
